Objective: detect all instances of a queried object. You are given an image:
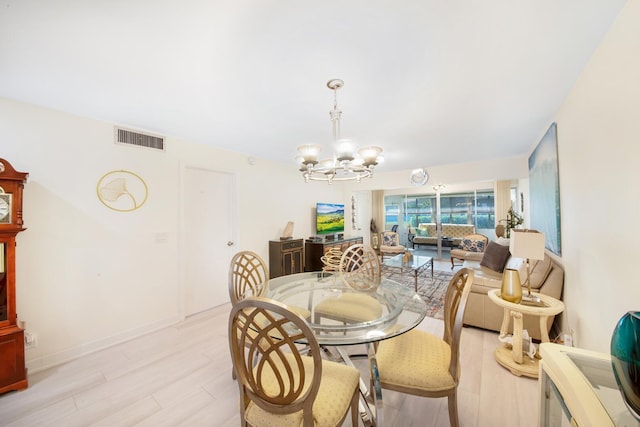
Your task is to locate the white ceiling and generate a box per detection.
[0,1,627,173]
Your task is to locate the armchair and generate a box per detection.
[450,234,489,270]
[379,230,405,261]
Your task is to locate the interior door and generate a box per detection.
[183,166,236,316]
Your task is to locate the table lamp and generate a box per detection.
[509,230,545,305]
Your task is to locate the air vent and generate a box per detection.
[115,127,165,151]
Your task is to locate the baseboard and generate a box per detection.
[25,315,181,374]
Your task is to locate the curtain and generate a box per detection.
[372,189,384,234]
[494,180,512,227]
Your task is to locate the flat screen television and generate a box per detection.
[316,202,345,235]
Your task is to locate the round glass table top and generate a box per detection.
[268,272,427,346]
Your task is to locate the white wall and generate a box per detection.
[552,0,640,352]
[0,98,342,371]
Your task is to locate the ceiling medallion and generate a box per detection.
[296,79,384,184]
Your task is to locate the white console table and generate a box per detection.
[539,343,639,426]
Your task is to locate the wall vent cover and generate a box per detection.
[115,127,165,151]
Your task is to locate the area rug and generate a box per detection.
[381,266,455,320]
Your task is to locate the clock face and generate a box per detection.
[0,193,11,224]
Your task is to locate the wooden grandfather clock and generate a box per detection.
[0,158,28,394]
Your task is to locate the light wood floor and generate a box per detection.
[0,259,540,427]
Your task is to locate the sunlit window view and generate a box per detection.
[385,190,495,231]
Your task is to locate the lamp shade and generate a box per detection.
[509,230,545,261]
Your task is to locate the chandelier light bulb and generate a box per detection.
[296,144,321,165]
[359,146,383,167]
[334,139,356,162]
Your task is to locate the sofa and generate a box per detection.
[411,223,476,248]
[461,246,564,341]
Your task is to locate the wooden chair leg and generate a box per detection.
[350,386,359,426]
[448,391,459,427]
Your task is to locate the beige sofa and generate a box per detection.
[461,253,564,341]
[412,223,476,248]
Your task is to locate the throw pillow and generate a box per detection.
[480,241,511,273]
[527,255,553,290]
[459,238,486,253]
[382,232,399,246]
[416,228,428,237]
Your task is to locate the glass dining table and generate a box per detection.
[268,271,428,427]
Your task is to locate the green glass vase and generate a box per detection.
[611,311,640,421]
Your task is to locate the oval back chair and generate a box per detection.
[313,243,383,325]
[228,251,269,305]
[376,268,474,427]
[228,297,360,427]
[339,243,381,291]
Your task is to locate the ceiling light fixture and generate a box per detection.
[296,79,384,184]
[410,168,429,186]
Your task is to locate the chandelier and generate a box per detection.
[296,79,383,183]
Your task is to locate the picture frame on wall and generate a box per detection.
[528,122,562,256]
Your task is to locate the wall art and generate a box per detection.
[528,122,562,255]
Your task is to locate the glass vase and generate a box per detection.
[611,311,640,421]
[500,268,522,304]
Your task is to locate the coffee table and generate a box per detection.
[382,254,433,291]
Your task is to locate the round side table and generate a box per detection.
[487,289,565,378]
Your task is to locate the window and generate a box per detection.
[384,202,401,228]
[385,190,495,230]
[404,195,436,226]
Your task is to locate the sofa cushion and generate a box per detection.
[416,228,428,236]
[442,224,475,239]
[480,242,511,273]
[495,237,510,246]
[459,238,485,253]
[527,255,553,290]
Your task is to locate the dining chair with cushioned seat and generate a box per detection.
[228,251,311,380]
[340,243,381,291]
[313,243,383,324]
[375,267,474,427]
[228,250,311,320]
[228,251,269,305]
[228,296,360,427]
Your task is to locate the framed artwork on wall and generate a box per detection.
[528,122,562,256]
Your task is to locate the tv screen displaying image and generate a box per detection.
[316,202,345,235]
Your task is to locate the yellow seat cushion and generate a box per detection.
[245,354,360,427]
[314,293,382,323]
[376,328,455,392]
[290,305,312,321]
